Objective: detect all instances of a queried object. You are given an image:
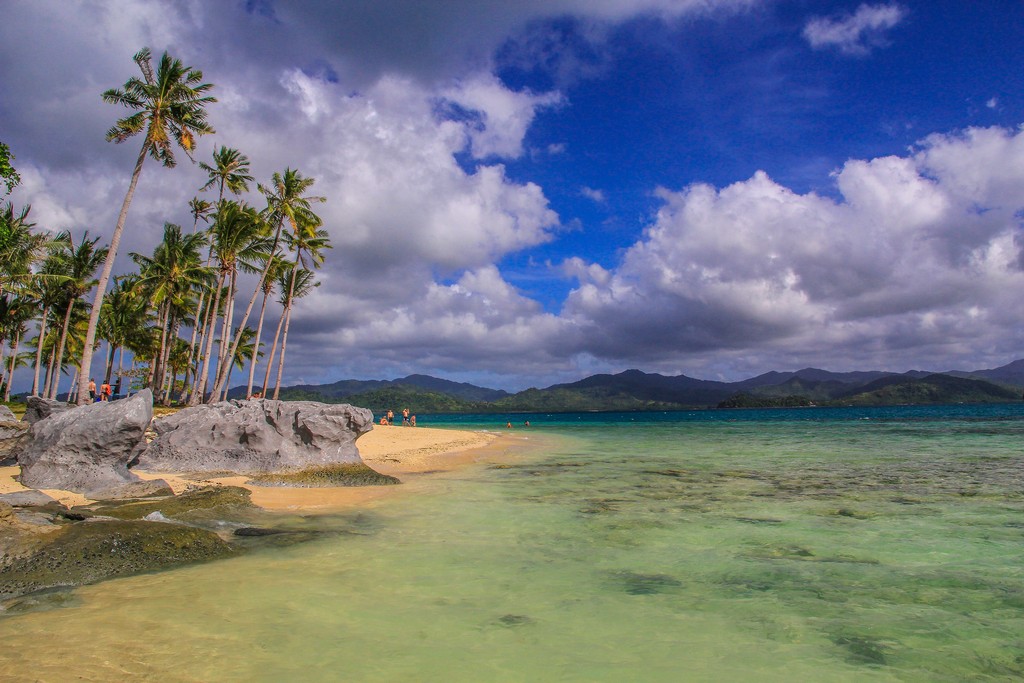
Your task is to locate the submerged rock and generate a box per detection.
[17,390,159,498]
[83,485,256,521]
[247,463,399,487]
[137,399,375,475]
[0,518,234,599]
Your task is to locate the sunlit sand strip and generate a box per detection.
[2,426,521,513]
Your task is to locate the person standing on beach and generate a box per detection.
[100,381,112,401]
[88,379,96,402]
[386,409,394,425]
[402,408,410,426]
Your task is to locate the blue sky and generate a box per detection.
[3,1,1024,390]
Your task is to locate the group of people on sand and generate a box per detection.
[87,378,113,403]
[380,408,416,427]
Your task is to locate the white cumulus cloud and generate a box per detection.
[803,3,906,56]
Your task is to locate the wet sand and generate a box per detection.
[1,425,508,512]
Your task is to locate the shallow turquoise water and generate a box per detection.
[1,405,1022,681]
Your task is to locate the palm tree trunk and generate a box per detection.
[245,289,271,398]
[214,222,284,401]
[31,306,49,396]
[261,302,287,398]
[77,141,148,405]
[65,368,78,402]
[4,328,22,402]
[191,271,225,405]
[272,302,293,400]
[104,341,117,385]
[49,298,75,399]
[213,271,236,394]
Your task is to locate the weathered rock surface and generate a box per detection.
[136,399,375,475]
[23,396,73,424]
[0,406,15,421]
[17,389,158,497]
[0,418,28,465]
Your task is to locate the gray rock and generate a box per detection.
[0,405,15,420]
[0,490,58,507]
[17,390,154,497]
[0,419,28,464]
[23,396,73,425]
[136,399,374,475]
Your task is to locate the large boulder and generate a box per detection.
[17,390,155,497]
[135,399,374,475]
[23,396,73,424]
[0,405,15,421]
[0,418,28,465]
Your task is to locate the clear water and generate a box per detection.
[1,404,1023,682]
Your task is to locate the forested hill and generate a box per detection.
[230,360,1024,413]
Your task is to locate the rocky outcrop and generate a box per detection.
[136,399,375,475]
[17,389,159,498]
[0,417,28,465]
[0,406,15,421]
[23,396,73,424]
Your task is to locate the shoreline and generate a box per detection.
[1,425,516,513]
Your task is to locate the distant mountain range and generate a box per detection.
[230,360,1024,413]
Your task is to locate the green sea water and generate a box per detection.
[1,405,1023,682]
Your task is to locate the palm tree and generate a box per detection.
[199,146,254,206]
[245,254,289,398]
[0,295,34,396]
[263,219,330,399]
[77,47,215,405]
[0,203,48,298]
[191,201,268,405]
[46,230,107,399]
[212,168,324,400]
[188,197,214,232]
[268,267,320,399]
[130,222,211,396]
[29,244,70,396]
[98,275,151,391]
[215,325,261,400]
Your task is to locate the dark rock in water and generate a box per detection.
[234,526,290,537]
[17,390,155,498]
[83,485,255,521]
[612,570,684,595]
[137,399,374,475]
[0,518,234,599]
[22,396,73,424]
[0,418,28,465]
[247,463,399,488]
[831,634,889,665]
[496,614,534,627]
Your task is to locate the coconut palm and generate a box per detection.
[268,267,320,399]
[130,222,211,395]
[214,325,261,401]
[261,266,318,399]
[77,47,216,405]
[28,244,71,396]
[0,295,34,397]
[199,146,254,206]
[46,231,107,399]
[98,274,151,390]
[188,197,214,232]
[245,253,289,398]
[211,168,324,401]
[0,203,48,298]
[190,201,269,405]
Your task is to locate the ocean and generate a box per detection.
[1,404,1022,681]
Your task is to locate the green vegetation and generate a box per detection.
[717,394,813,408]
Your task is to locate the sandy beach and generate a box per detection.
[1,425,510,512]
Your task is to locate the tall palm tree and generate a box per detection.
[0,295,34,394]
[269,267,319,399]
[213,168,324,400]
[199,146,254,206]
[245,254,289,398]
[77,47,215,405]
[0,203,48,298]
[46,230,107,399]
[130,222,211,395]
[188,197,214,232]
[29,244,70,396]
[215,325,260,401]
[190,201,268,405]
[98,274,151,390]
[264,220,330,399]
